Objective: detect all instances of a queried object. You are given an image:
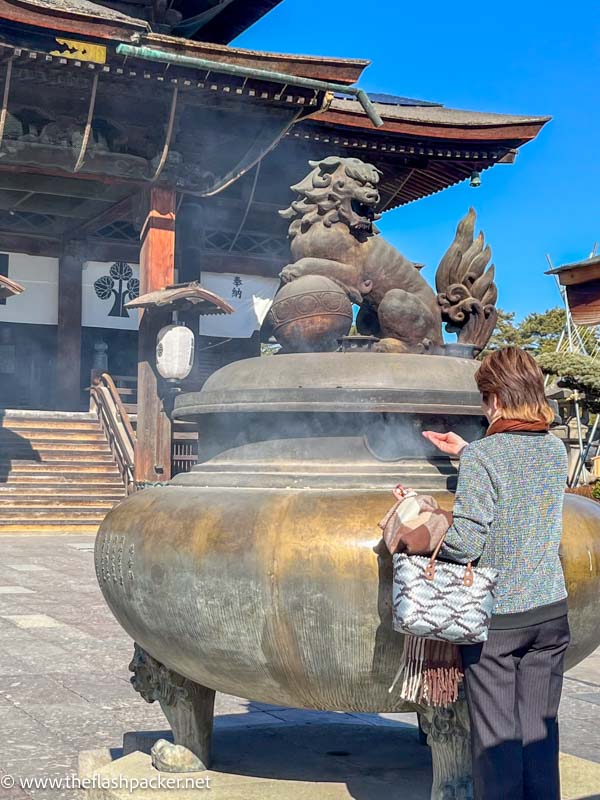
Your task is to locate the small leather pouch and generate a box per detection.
[378,495,452,555]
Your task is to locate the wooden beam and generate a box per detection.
[56,243,83,411]
[0,231,61,257]
[63,193,138,239]
[0,162,142,188]
[0,193,110,219]
[84,238,140,264]
[135,187,175,485]
[0,231,140,262]
[557,263,600,287]
[0,172,126,200]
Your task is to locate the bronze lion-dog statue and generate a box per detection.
[272,156,498,355]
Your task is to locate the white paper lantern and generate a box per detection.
[156,324,195,381]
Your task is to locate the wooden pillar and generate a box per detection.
[56,243,83,411]
[135,187,176,485]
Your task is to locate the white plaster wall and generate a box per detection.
[0,253,59,325]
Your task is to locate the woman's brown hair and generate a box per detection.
[475,346,555,424]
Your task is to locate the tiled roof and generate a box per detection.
[335,91,442,108]
[330,96,550,128]
[9,0,148,26]
[8,0,285,42]
[546,255,600,275]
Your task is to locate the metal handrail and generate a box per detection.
[90,372,136,494]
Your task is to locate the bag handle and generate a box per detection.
[423,528,474,587]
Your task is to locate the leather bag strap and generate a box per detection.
[423,528,473,587]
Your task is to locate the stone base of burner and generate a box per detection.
[79,718,436,799]
[78,716,600,799]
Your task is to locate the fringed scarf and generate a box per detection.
[389,637,463,707]
[387,417,549,707]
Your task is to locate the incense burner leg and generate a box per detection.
[129,643,216,770]
[421,698,473,800]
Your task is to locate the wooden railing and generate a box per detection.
[92,373,199,478]
[110,375,138,414]
[172,424,199,475]
[90,372,136,494]
[104,374,199,476]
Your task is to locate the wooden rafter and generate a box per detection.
[62,192,139,240]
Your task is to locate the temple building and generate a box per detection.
[0,0,548,530]
[0,0,549,409]
[547,254,600,328]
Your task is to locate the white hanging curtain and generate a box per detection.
[199,272,279,338]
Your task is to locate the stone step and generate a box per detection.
[5,453,116,464]
[0,521,100,534]
[0,431,107,443]
[1,470,123,489]
[0,486,124,497]
[1,438,110,453]
[0,479,125,497]
[0,509,108,519]
[0,471,124,494]
[2,419,101,432]
[0,498,119,508]
[0,409,127,532]
[7,462,120,474]
[0,410,96,421]
[5,457,115,470]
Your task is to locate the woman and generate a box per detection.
[397,346,569,800]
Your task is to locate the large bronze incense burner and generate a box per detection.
[95,160,600,799]
[96,353,600,797]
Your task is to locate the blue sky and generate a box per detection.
[234,0,599,320]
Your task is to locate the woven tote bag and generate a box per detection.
[392,534,498,645]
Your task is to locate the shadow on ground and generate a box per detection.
[124,713,432,800]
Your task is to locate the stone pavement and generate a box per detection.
[0,535,598,799]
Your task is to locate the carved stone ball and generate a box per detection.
[151,739,207,773]
[269,275,353,352]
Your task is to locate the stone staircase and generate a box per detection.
[0,410,127,534]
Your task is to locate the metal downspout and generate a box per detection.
[115,44,384,128]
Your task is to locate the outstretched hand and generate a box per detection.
[422,430,468,457]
